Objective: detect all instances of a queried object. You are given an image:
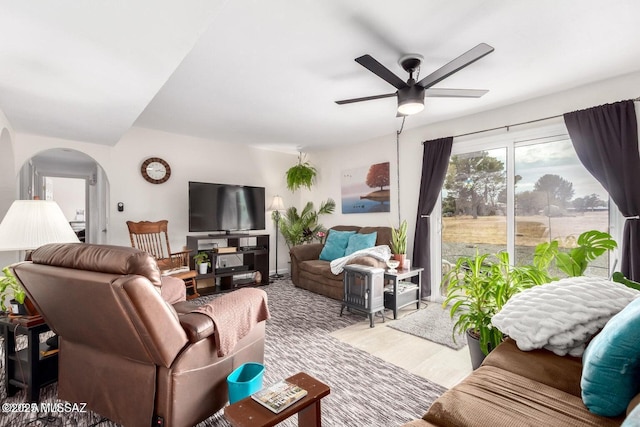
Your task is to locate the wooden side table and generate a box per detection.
[224,372,330,427]
[0,316,59,403]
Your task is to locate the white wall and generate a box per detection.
[12,127,298,275]
[47,177,86,221]
[308,140,398,231]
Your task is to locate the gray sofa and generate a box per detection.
[289,225,392,300]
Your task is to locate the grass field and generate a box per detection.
[441,211,610,277]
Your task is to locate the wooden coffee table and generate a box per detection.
[224,372,330,427]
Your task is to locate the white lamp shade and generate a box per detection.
[268,195,285,211]
[0,200,80,251]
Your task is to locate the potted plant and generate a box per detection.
[443,229,617,369]
[193,252,211,275]
[443,248,554,369]
[279,199,335,249]
[286,153,317,192]
[390,220,408,268]
[0,266,27,314]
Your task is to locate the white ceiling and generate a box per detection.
[3,1,640,153]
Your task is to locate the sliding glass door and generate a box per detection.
[436,128,611,300]
[514,137,609,276]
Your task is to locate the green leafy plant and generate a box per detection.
[286,153,317,192]
[279,199,335,248]
[0,266,26,312]
[390,220,408,255]
[442,229,617,358]
[443,250,553,356]
[536,230,617,277]
[611,272,640,291]
[193,252,211,267]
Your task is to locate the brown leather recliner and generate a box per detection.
[12,243,267,427]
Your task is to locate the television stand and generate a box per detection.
[186,233,270,293]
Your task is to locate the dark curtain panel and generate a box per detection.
[563,100,640,279]
[412,137,453,297]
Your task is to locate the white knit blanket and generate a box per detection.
[491,276,640,357]
[330,245,391,275]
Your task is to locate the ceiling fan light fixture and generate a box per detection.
[397,86,425,116]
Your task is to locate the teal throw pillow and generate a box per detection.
[344,232,377,256]
[319,230,356,261]
[581,297,640,417]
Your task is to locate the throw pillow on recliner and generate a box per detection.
[319,230,356,261]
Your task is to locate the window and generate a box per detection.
[441,147,507,263]
[437,128,612,299]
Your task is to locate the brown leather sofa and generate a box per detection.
[12,243,267,427]
[289,225,392,300]
[402,338,637,426]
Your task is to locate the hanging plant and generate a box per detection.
[286,153,317,192]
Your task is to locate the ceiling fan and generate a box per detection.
[335,43,494,116]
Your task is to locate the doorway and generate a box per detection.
[19,148,109,244]
[44,176,87,241]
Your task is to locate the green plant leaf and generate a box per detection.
[0,267,26,312]
[576,230,617,261]
[533,240,558,270]
[391,220,408,254]
[555,252,581,276]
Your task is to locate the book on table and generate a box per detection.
[251,380,308,413]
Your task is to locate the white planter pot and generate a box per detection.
[198,263,208,274]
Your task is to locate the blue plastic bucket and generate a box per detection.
[227,362,265,404]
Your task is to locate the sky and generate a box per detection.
[511,138,607,201]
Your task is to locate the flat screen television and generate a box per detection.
[189,181,266,233]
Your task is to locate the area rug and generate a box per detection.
[0,278,446,427]
[388,303,467,350]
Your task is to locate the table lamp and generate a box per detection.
[0,200,80,252]
[0,200,79,315]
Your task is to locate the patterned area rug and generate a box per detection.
[0,278,446,427]
[388,303,467,350]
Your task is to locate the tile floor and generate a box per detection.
[330,303,472,389]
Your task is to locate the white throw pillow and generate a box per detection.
[491,276,640,356]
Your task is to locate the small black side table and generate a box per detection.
[0,316,59,403]
[384,267,424,319]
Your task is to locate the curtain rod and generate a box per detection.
[423,96,640,142]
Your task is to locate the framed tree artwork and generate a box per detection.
[341,162,390,214]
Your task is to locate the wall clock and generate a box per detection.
[141,157,171,184]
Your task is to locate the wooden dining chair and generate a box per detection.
[126,220,199,299]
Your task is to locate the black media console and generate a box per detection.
[186,233,269,293]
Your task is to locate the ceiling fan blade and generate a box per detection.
[335,92,397,105]
[355,55,408,90]
[417,43,494,89]
[425,88,489,98]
